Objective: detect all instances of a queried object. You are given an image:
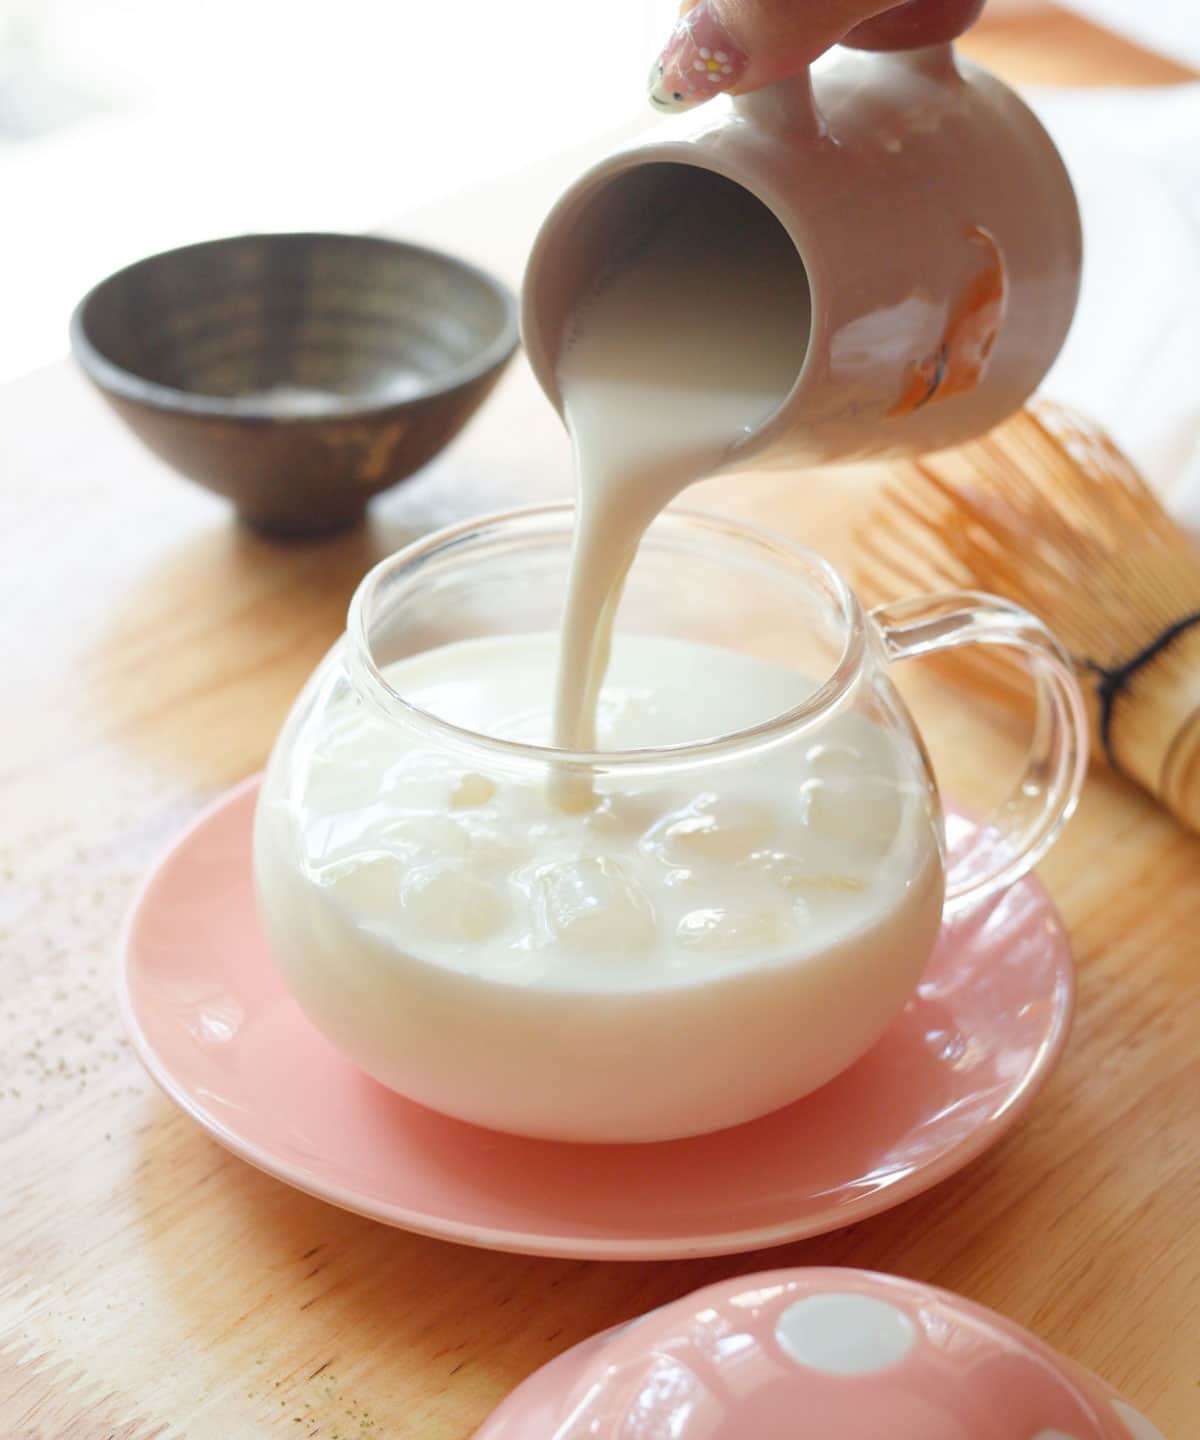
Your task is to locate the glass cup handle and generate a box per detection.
[869,591,1089,910]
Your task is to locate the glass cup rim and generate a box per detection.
[345,502,868,772]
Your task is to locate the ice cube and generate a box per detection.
[803,741,864,777]
[741,849,867,894]
[378,814,470,863]
[380,747,463,809]
[800,776,903,855]
[534,857,656,955]
[675,905,789,954]
[643,793,778,866]
[400,862,510,943]
[584,791,665,843]
[450,772,496,809]
[317,852,404,927]
[305,753,387,816]
[458,815,531,871]
[305,797,411,864]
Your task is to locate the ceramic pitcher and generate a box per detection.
[522,42,1081,466]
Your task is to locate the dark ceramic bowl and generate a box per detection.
[70,232,519,537]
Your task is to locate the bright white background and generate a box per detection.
[0,0,1196,384]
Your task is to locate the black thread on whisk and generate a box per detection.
[1084,609,1200,769]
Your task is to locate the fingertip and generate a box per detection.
[648,1,750,114]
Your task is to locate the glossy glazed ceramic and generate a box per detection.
[119,778,1074,1260]
[475,1268,1164,1437]
[523,44,1081,467]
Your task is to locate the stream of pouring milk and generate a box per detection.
[551,183,813,758]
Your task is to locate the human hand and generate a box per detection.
[649,0,986,111]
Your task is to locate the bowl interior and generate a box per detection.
[74,233,516,412]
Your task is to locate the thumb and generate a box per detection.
[649,0,986,112]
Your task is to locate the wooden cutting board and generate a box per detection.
[1,7,1196,1437]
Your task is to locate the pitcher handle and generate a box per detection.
[869,591,1088,910]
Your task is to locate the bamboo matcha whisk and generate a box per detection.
[857,401,1200,833]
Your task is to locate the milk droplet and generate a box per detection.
[535,857,656,954]
[401,861,510,942]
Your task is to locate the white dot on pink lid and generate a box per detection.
[774,1293,916,1376]
[1112,1400,1166,1440]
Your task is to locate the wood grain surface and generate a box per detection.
[2,7,1197,1437]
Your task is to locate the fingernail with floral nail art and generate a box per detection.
[649,1,748,113]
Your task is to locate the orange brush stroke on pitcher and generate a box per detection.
[887,225,1007,418]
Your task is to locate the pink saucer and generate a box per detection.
[118,777,1075,1261]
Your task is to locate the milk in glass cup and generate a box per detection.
[254,507,1086,1143]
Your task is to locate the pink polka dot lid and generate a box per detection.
[476,1268,1166,1439]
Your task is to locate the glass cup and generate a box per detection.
[254,505,1087,1143]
